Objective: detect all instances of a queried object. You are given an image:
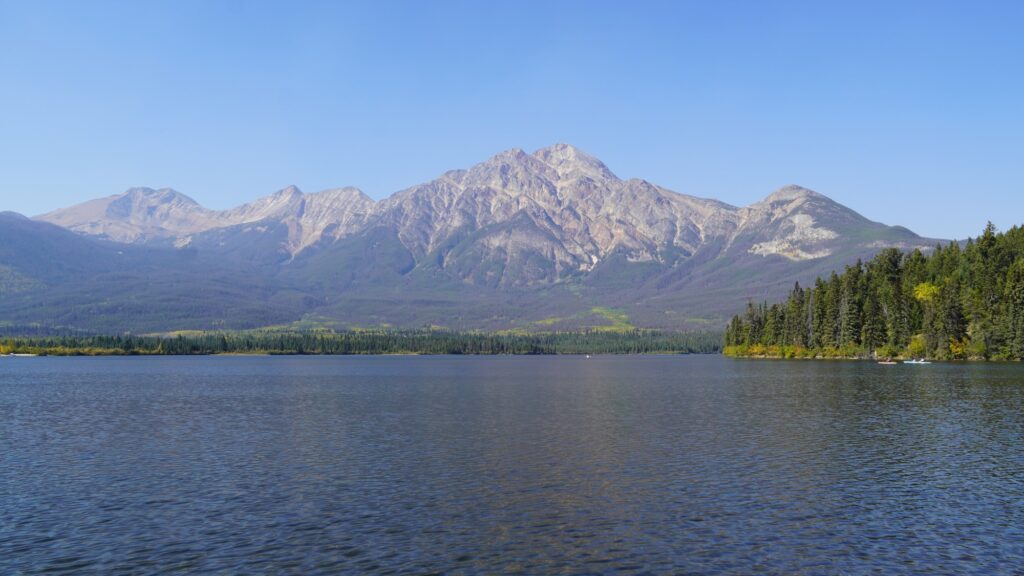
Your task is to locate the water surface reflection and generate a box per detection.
[2,356,1023,573]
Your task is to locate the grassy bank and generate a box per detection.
[723,344,867,360]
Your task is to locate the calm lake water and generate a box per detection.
[2,355,1024,574]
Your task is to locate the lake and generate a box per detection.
[2,355,1023,574]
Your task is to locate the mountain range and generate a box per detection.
[1,144,941,334]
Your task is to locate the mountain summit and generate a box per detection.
[12,145,940,332]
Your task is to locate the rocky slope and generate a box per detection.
[37,144,932,280]
[11,144,941,332]
[40,184,375,252]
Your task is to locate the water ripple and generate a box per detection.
[2,355,1023,573]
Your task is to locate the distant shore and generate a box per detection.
[0,330,723,357]
[723,345,1015,362]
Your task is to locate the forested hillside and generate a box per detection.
[725,223,1024,360]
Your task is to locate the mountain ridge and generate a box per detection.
[5,144,945,333]
[36,144,922,267]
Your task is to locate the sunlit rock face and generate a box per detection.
[36,145,935,288]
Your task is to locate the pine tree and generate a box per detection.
[1006,261,1024,359]
[784,282,807,347]
[838,262,863,348]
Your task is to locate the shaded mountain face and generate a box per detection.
[0,213,306,333]
[12,144,941,333]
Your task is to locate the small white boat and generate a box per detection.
[904,359,932,364]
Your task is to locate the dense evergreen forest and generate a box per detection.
[0,329,722,356]
[725,223,1024,360]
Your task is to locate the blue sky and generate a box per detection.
[1,0,1021,239]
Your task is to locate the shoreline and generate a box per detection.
[0,330,724,357]
[725,354,1019,363]
[0,350,715,358]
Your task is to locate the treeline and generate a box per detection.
[725,223,1024,360]
[0,329,723,356]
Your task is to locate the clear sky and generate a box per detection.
[1,0,1021,239]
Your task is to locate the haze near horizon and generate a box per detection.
[1,0,1022,239]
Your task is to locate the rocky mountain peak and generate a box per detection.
[751,185,872,227]
[123,186,195,200]
[454,148,560,196]
[477,147,548,172]
[533,143,617,181]
[274,185,303,198]
[34,186,217,243]
[108,187,202,216]
[223,186,306,222]
[759,185,827,205]
[120,187,203,209]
